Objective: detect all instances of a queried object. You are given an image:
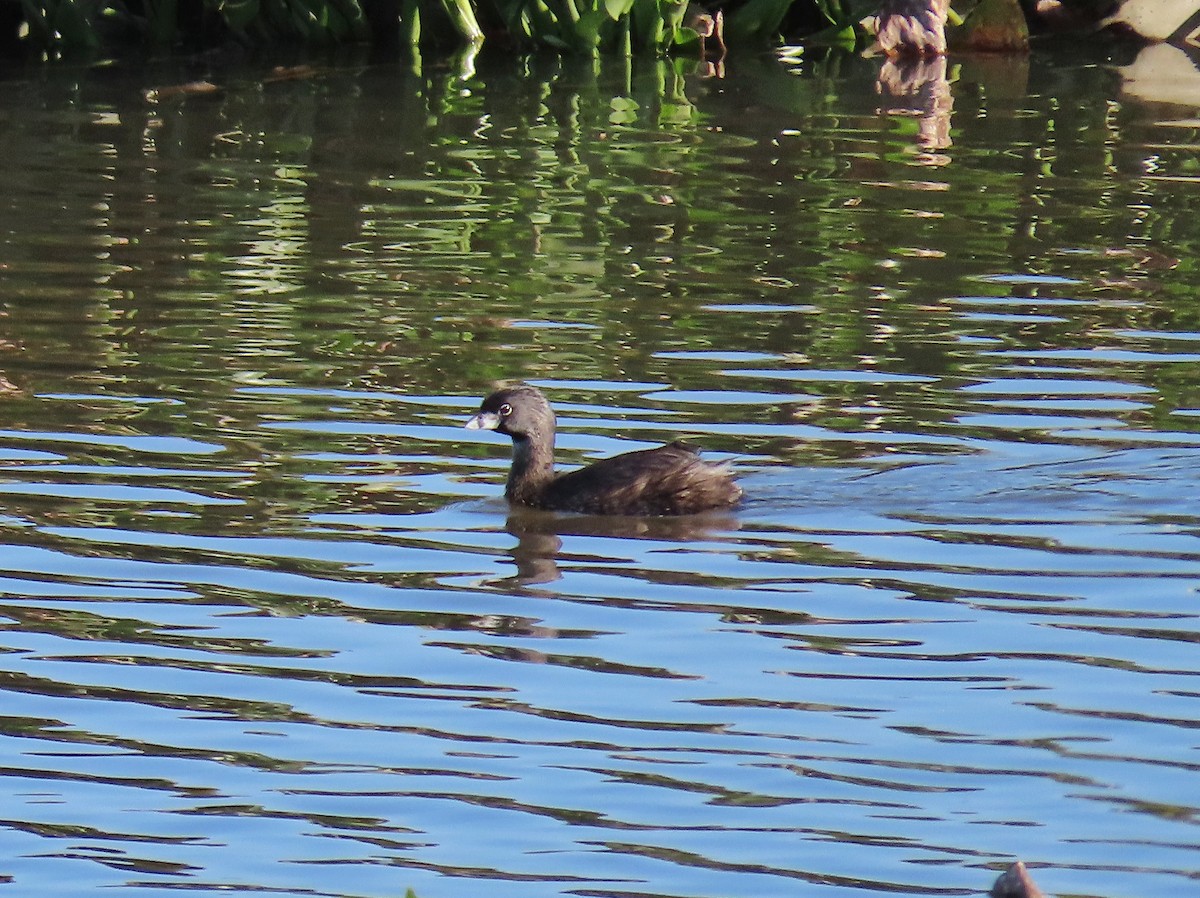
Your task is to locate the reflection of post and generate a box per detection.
[876,54,953,154]
[870,0,953,156]
[1120,42,1200,107]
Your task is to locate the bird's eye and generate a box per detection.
[499,403,513,417]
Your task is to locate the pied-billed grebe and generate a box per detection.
[990,861,1045,898]
[465,384,741,516]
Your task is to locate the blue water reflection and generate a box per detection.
[1,42,1199,898]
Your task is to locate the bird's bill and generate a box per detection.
[465,411,501,431]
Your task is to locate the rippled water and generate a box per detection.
[1,42,1199,898]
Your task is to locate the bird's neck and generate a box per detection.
[506,432,555,504]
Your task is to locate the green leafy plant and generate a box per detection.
[20,0,105,48]
[10,0,929,55]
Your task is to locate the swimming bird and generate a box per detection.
[465,384,741,516]
[990,861,1046,898]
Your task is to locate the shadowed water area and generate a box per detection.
[1,40,1199,898]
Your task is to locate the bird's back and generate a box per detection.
[538,441,741,516]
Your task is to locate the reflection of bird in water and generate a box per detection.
[686,4,726,59]
[500,504,740,586]
[990,861,1046,898]
[872,0,951,57]
[504,512,563,586]
[465,384,741,516]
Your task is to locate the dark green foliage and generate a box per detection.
[21,0,104,48]
[494,0,693,55]
[222,0,371,42]
[725,0,798,42]
[10,0,911,55]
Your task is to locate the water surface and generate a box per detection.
[1,41,1199,898]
